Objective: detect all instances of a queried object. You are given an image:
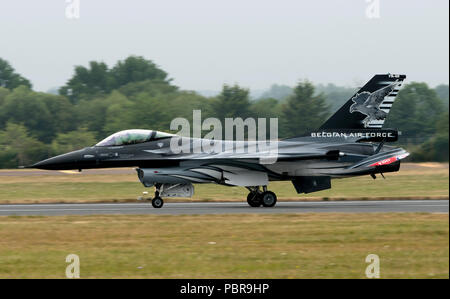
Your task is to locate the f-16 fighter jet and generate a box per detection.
[31,74,409,208]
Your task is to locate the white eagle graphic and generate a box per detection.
[349,81,398,128]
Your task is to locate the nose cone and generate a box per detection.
[31,150,82,170]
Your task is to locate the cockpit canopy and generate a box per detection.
[95,129,175,147]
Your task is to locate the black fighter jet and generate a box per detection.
[31,74,409,208]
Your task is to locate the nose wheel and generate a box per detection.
[246,186,277,208]
[150,187,164,208]
[151,196,164,208]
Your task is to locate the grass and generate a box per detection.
[0,213,447,278]
[0,163,448,204]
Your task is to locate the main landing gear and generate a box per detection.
[246,186,277,208]
[151,184,164,208]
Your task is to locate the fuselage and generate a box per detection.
[31,131,409,186]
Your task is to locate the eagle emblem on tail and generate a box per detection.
[349,81,398,127]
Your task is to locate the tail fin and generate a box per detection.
[320,74,406,130]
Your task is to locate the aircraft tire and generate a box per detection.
[247,192,262,207]
[152,196,164,208]
[261,191,277,207]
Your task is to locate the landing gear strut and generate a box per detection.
[246,186,277,208]
[151,185,164,208]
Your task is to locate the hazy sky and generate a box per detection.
[0,0,448,92]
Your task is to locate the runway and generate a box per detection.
[0,200,447,216]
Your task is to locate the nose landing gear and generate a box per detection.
[246,186,277,208]
[151,195,164,208]
[151,185,164,208]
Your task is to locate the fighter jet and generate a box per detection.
[31,74,409,208]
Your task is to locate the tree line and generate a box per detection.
[0,56,448,168]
